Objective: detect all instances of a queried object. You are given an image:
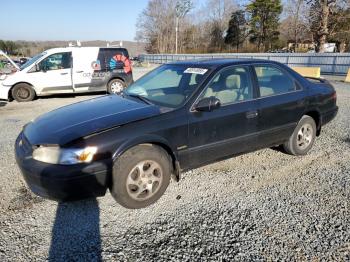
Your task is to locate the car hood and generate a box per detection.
[23,95,161,145]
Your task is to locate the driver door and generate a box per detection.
[30,52,73,94]
[185,66,259,168]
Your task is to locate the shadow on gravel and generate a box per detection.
[48,199,102,261]
[343,137,350,145]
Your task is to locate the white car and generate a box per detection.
[0,47,133,102]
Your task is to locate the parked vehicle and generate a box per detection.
[19,57,29,65]
[0,47,133,102]
[15,59,338,209]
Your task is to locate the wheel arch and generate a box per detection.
[113,135,181,182]
[9,82,35,100]
[107,77,125,86]
[304,110,321,136]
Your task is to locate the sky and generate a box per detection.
[0,0,150,41]
[0,0,262,42]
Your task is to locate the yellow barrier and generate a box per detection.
[292,67,321,78]
[345,69,350,83]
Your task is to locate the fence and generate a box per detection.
[139,53,350,75]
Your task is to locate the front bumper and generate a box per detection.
[15,133,111,201]
[0,82,10,100]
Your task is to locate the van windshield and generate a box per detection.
[20,52,46,70]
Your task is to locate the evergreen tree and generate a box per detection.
[225,10,248,52]
[246,0,282,52]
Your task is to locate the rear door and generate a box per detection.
[253,64,306,147]
[185,65,259,168]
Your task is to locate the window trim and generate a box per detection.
[252,63,303,98]
[190,65,255,112]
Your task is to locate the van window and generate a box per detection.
[39,52,72,71]
[97,48,129,71]
[254,65,296,97]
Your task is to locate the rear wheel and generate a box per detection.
[12,83,35,102]
[107,79,126,95]
[283,115,316,155]
[110,144,172,209]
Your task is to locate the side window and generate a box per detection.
[254,65,296,97]
[39,52,72,71]
[201,66,253,105]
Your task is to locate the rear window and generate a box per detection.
[254,65,296,97]
[97,48,129,71]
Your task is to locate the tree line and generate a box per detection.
[135,0,350,53]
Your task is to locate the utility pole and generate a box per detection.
[175,16,179,54]
[175,0,193,54]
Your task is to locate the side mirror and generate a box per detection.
[36,63,46,72]
[194,96,221,112]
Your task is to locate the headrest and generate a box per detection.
[225,74,240,89]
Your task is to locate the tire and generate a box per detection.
[110,144,172,209]
[283,115,317,156]
[107,79,126,95]
[12,83,35,102]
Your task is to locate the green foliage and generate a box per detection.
[225,10,248,51]
[246,0,282,52]
[0,40,19,55]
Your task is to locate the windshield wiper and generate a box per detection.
[126,93,153,105]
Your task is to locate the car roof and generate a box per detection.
[45,46,128,54]
[167,58,277,68]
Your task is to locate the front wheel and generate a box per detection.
[283,115,317,155]
[107,79,126,95]
[12,83,36,102]
[110,144,172,209]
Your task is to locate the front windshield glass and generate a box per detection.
[125,64,210,108]
[20,52,46,70]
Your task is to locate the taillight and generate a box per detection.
[331,92,337,101]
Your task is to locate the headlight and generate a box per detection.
[32,146,98,165]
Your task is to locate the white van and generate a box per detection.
[0,47,133,102]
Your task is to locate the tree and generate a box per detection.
[135,0,177,53]
[225,10,248,51]
[282,0,310,51]
[175,0,194,53]
[327,5,350,52]
[246,0,283,52]
[308,0,337,53]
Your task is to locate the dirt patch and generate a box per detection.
[7,185,44,211]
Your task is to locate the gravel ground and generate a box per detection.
[0,71,349,261]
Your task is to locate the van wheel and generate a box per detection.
[110,144,172,209]
[107,79,126,95]
[283,115,316,156]
[12,83,35,102]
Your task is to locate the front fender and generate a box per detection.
[112,134,181,181]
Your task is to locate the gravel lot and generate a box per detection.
[0,70,349,261]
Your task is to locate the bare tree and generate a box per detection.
[308,0,338,52]
[283,0,310,51]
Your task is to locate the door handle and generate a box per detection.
[246,110,258,119]
[60,72,68,75]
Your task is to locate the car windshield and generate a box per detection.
[20,52,46,70]
[124,64,210,108]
